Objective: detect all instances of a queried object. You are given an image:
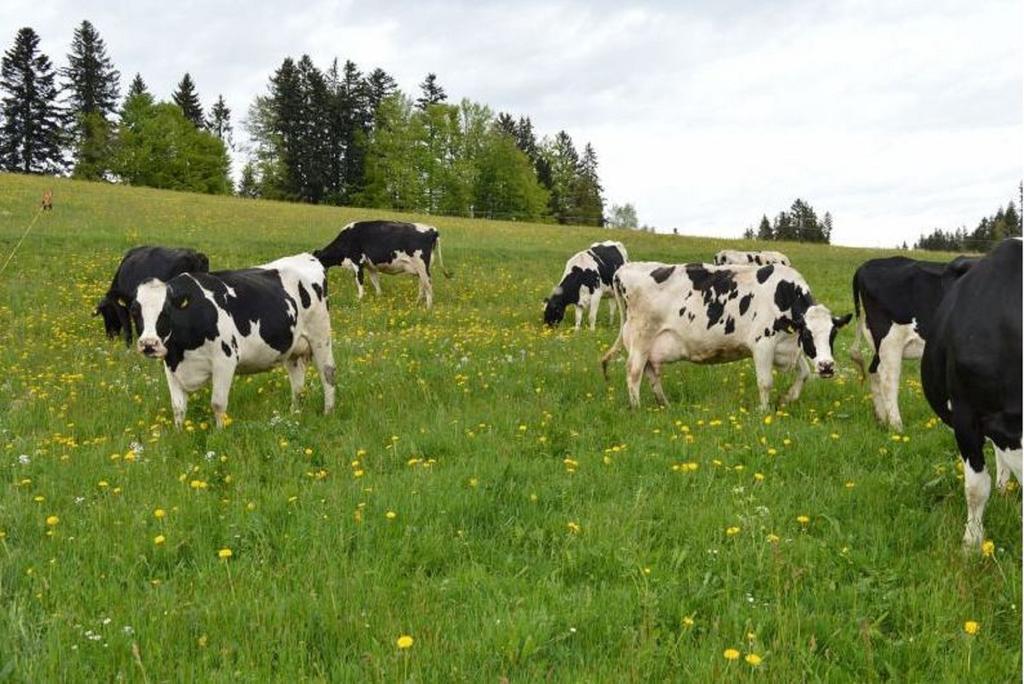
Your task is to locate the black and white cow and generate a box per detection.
[849,255,977,431]
[95,246,209,346]
[713,250,791,267]
[313,220,451,308]
[543,240,629,330]
[921,238,1021,549]
[133,253,336,428]
[601,261,851,409]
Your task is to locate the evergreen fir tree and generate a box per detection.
[126,73,149,100]
[545,131,579,223]
[61,20,119,120]
[756,214,773,240]
[0,27,66,174]
[364,67,397,118]
[495,112,516,138]
[822,211,834,243]
[172,73,204,127]
[237,161,259,198]
[338,59,370,201]
[207,95,232,148]
[415,72,446,110]
[574,143,604,226]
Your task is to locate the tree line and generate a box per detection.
[913,192,1022,252]
[742,198,833,244]
[0,23,607,226]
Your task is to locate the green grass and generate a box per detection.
[0,172,1019,681]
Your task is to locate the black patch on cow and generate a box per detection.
[706,300,724,328]
[774,280,811,321]
[650,265,675,283]
[298,282,311,308]
[97,245,209,346]
[221,341,232,357]
[588,243,627,286]
[738,293,753,315]
[746,254,754,263]
[311,281,324,301]
[798,328,817,359]
[754,255,763,265]
[724,317,736,334]
[756,265,774,284]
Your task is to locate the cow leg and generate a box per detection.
[867,368,887,426]
[354,266,366,299]
[782,355,810,404]
[876,334,905,431]
[284,356,307,412]
[368,269,382,296]
[573,304,584,331]
[644,361,668,406]
[311,337,337,415]
[626,351,648,409]
[210,363,236,429]
[588,290,601,330]
[952,404,990,550]
[753,343,776,411]
[608,296,616,325]
[994,442,1023,494]
[164,364,188,429]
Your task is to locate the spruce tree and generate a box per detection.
[495,112,516,138]
[338,59,370,201]
[237,161,259,198]
[0,27,66,174]
[756,214,773,240]
[574,143,604,226]
[545,131,580,223]
[415,72,446,110]
[61,20,119,119]
[207,95,232,147]
[364,67,397,119]
[172,73,204,127]
[126,73,149,100]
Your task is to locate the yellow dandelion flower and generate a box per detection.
[767,533,780,543]
[396,634,414,649]
[567,521,582,534]
[154,508,166,519]
[153,534,166,545]
[385,511,397,520]
[682,615,695,628]
[745,653,763,666]
[796,515,810,525]
[981,540,995,557]
[763,415,772,425]
[963,620,980,635]
[723,648,741,661]
[726,526,740,536]
[45,515,59,527]
[217,548,233,559]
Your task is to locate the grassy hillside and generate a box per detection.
[0,172,1018,681]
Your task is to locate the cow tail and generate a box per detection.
[434,234,453,279]
[600,276,627,381]
[852,271,861,320]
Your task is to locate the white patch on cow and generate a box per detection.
[714,250,791,267]
[962,462,992,549]
[412,222,436,234]
[802,305,839,376]
[135,279,169,357]
[994,442,1023,494]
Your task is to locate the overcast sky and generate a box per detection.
[3,0,1020,246]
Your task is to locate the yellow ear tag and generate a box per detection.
[179,297,189,309]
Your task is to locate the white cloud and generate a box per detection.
[0,0,1019,246]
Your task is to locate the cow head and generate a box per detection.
[134,277,208,359]
[94,296,123,339]
[793,305,852,377]
[543,286,568,326]
[313,232,357,271]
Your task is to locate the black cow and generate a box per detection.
[849,255,976,431]
[921,239,1021,549]
[95,246,209,346]
[134,254,336,428]
[543,240,629,329]
[313,220,451,308]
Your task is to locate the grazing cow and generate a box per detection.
[714,250,791,267]
[849,255,977,431]
[921,239,1021,549]
[133,253,336,428]
[543,240,629,330]
[313,220,451,308]
[95,246,210,346]
[602,261,851,408]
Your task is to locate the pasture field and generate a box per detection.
[0,172,1019,681]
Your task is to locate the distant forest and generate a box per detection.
[0,22,606,225]
[913,190,1022,252]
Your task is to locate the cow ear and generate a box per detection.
[833,313,853,328]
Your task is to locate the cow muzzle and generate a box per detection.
[137,337,167,359]
[817,361,835,378]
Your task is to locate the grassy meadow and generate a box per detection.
[0,172,1019,681]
